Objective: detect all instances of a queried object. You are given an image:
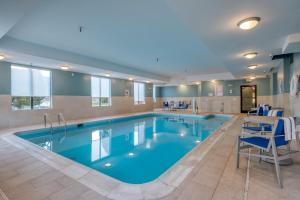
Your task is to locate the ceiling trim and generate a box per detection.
[0,36,169,82]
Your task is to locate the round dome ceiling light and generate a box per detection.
[244,52,258,59]
[0,55,6,60]
[60,65,69,70]
[248,64,258,70]
[237,17,261,30]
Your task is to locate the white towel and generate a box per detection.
[267,110,273,116]
[272,110,278,117]
[267,110,279,117]
[283,117,296,141]
[263,105,269,111]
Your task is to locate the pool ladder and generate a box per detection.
[43,113,67,133]
[58,113,67,133]
[43,113,53,133]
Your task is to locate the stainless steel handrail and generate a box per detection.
[58,113,67,132]
[43,113,53,133]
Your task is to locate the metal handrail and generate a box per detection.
[58,113,67,132]
[43,113,53,133]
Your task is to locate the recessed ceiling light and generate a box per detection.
[104,162,112,168]
[237,17,261,30]
[60,65,69,70]
[248,65,258,70]
[105,74,111,77]
[146,81,150,83]
[195,82,200,85]
[0,55,6,60]
[249,76,256,80]
[211,80,216,83]
[128,77,133,81]
[244,52,258,59]
[128,152,134,157]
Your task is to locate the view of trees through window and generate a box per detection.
[91,76,111,107]
[11,66,51,110]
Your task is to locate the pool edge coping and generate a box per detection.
[0,112,238,200]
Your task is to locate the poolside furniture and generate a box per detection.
[163,102,169,110]
[248,104,271,116]
[243,110,284,133]
[168,101,189,111]
[237,118,300,188]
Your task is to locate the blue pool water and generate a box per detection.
[16,113,230,184]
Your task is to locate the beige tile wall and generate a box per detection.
[272,93,300,117]
[0,95,154,129]
[290,95,300,117]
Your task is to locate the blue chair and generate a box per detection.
[248,105,272,116]
[243,110,284,133]
[237,119,300,188]
[163,102,169,110]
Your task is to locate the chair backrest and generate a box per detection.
[258,106,264,116]
[270,119,289,149]
[163,102,169,107]
[277,110,284,117]
[264,110,284,117]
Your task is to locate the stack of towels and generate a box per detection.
[267,110,279,117]
[283,117,296,141]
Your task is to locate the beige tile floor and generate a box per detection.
[1,116,300,200]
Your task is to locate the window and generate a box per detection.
[153,85,156,103]
[91,76,111,107]
[134,82,145,104]
[91,129,111,161]
[11,65,51,110]
[134,122,145,146]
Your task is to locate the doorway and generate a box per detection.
[240,85,257,113]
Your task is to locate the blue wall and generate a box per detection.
[0,61,10,95]
[283,57,292,93]
[52,70,91,96]
[0,61,152,97]
[271,72,278,95]
[271,57,294,95]
[160,85,199,97]
[159,78,271,97]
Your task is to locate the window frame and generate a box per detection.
[11,65,52,111]
[91,76,112,107]
[134,82,145,105]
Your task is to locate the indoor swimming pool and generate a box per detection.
[16,113,231,184]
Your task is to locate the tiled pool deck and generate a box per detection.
[0,112,300,200]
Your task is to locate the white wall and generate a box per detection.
[290,53,300,117]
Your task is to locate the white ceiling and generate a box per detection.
[1,0,300,83]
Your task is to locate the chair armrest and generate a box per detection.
[240,133,271,139]
[247,110,257,116]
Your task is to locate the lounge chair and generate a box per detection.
[163,102,169,110]
[248,104,271,116]
[236,118,300,188]
[243,110,284,133]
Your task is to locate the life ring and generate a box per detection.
[290,75,299,96]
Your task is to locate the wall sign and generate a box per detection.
[124,89,130,96]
